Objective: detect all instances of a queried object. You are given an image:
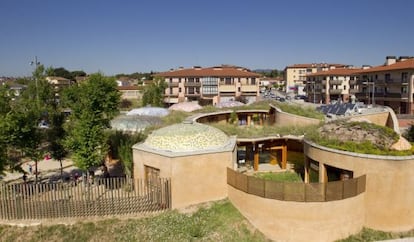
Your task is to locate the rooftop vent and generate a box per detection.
[385,56,397,65]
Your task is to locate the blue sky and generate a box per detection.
[1,0,413,76]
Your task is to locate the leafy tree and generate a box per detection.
[48,112,67,180]
[12,65,57,182]
[0,85,12,174]
[142,78,167,107]
[53,67,74,80]
[108,131,145,178]
[71,70,87,77]
[62,73,121,171]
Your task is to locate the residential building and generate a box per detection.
[284,63,347,95]
[356,56,414,114]
[157,65,261,105]
[306,67,361,104]
[46,76,71,92]
[117,86,142,100]
[259,77,285,91]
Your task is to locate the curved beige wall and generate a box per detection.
[228,186,365,242]
[304,141,414,231]
[272,106,321,127]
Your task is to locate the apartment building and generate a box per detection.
[306,67,361,104]
[356,56,414,114]
[157,65,261,105]
[284,63,347,95]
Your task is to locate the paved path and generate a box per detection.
[0,158,76,183]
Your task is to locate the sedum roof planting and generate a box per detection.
[144,122,229,152]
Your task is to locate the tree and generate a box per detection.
[62,73,121,171]
[48,112,67,180]
[71,70,87,77]
[0,85,12,174]
[12,65,57,182]
[141,78,167,107]
[52,67,74,80]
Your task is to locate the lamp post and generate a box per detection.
[30,56,40,105]
[362,81,375,106]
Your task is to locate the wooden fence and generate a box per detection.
[0,177,171,220]
[227,168,366,202]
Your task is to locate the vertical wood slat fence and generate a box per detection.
[0,177,171,220]
[227,168,366,202]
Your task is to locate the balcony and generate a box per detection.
[384,93,409,99]
[329,80,343,85]
[385,79,409,85]
[185,93,201,97]
[219,85,236,92]
[329,89,343,94]
[168,82,179,87]
[349,79,357,85]
[184,82,201,87]
[349,88,359,94]
[241,85,258,93]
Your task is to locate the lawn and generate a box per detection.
[254,171,303,182]
[0,200,269,242]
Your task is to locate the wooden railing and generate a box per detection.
[0,177,171,220]
[227,168,365,202]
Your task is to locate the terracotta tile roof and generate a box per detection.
[285,63,347,69]
[156,65,261,78]
[358,58,414,73]
[307,68,362,77]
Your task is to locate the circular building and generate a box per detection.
[133,121,236,208]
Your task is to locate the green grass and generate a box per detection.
[305,122,414,156]
[254,171,303,182]
[337,227,414,242]
[0,200,269,242]
[210,122,319,138]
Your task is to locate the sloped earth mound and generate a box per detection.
[318,121,402,150]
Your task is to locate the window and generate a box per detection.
[179,87,182,93]
[238,87,241,92]
[385,73,391,81]
[402,72,408,82]
[169,88,173,94]
[169,78,172,83]
[225,78,232,85]
[402,86,408,93]
[188,87,194,94]
[188,78,194,83]
[251,78,256,85]
[196,78,200,83]
[179,78,182,83]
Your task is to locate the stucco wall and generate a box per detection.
[348,110,399,133]
[272,107,321,127]
[304,141,414,231]
[133,148,235,209]
[228,185,365,242]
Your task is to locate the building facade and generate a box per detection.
[356,56,414,114]
[284,63,347,96]
[157,65,261,105]
[306,68,361,104]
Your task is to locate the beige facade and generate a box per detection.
[284,63,347,95]
[306,68,360,104]
[157,65,261,105]
[356,56,414,114]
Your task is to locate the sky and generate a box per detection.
[1,0,413,77]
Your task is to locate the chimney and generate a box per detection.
[398,56,409,61]
[362,65,371,70]
[385,56,397,65]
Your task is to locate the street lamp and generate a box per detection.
[30,56,40,104]
[362,81,375,106]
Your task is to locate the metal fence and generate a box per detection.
[0,177,171,220]
[227,168,366,202]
